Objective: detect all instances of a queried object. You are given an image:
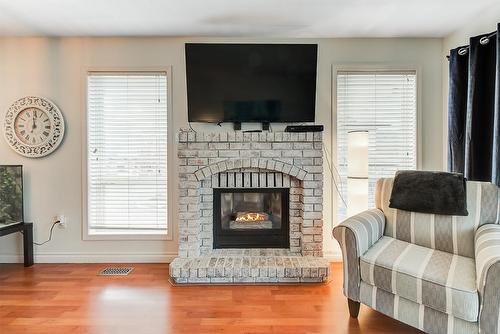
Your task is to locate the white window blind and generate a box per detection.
[87,72,168,233]
[336,71,417,220]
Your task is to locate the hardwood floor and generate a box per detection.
[0,262,421,334]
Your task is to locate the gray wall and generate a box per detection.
[0,36,443,261]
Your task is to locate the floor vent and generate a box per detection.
[99,267,134,276]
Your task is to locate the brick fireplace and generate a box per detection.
[169,130,329,284]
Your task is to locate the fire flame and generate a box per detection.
[235,212,267,222]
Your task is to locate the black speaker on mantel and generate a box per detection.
[285,125,324,132]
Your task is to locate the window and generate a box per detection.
[336,70,417,220]
[86,72,168,236]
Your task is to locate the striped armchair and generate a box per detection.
[333,178,500,334]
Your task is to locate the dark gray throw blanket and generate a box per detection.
[389,170,468,216]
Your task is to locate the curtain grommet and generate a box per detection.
[480,36,490,45]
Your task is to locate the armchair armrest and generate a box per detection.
[475,224,500,334]
[333,208,385,301]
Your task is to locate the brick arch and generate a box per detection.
[193,158,309,182]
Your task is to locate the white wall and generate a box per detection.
[0,37,443,263]
[441,6,500,168]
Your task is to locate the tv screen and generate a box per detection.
[186,43,317,123]
[0,165,23,225]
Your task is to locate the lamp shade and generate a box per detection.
[347,131,368,178]
[347,131,368,217]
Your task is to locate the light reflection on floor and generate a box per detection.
[91,285,169,334]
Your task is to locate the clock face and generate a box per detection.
[3,97,65,158]
[14,107,51,145]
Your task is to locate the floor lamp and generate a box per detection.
[347,130,368,217]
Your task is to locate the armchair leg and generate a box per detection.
[348,299,360,318]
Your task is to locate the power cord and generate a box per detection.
[34,220,61,246]
[322,145,349,235]
[21,220,61,246]
[322,145,347,207]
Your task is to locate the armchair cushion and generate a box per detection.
[360,236,478,322]
[333,209,385,301]
[475,224,500,334]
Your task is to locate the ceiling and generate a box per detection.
[0,0,497,38]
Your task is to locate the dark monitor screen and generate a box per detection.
[0,165,23,225]
[186,43,317,123]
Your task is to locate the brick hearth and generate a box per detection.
[170,249,329,284]
[170,130,329,283]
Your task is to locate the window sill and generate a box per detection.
[84,229,170,241]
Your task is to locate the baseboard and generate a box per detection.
[1,251,341,264]
[0,252,178,264]
[323,251,342,262]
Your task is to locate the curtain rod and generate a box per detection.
[446,31,497,60]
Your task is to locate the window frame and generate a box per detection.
[82,67,174,241]
[331,64,422,220]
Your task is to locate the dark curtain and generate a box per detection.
[448,23,500,186]
[448,47,469,174]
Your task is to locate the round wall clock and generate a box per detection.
[3,96,65,158]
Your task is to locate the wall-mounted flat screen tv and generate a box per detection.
[0,165,23,226]
[186,43,318,123]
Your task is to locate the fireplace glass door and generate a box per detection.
[213,188,289,248]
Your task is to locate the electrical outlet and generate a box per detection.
[55,215,66,228]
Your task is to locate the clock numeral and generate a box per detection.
[43,131,49,137]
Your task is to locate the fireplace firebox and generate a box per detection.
[213,188,289,248]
